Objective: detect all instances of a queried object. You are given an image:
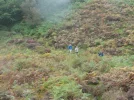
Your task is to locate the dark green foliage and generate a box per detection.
[0,0,90,35]
[0,0,42,28]
[0,0,23,26]
[71,0,86,3]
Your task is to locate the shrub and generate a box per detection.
[52,80,81,100]
[11,22,32,35]
[0,0,23,26]
[12,85,24,97]
[80,44,89,50]
[95,39,103,46]
[102,89,127,100]
[72,58,82,68]
[43,76,90,100]
[81,61,97,72]
[110,0,134,5]
[35,46,46,54]
[98,59,112,73]
[12,84,34,98]
[71,0,86,3]
[14,59,38,71]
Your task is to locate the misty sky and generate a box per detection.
[37,0,71,22]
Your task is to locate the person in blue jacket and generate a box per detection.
[68,44,73,53]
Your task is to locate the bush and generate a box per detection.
[14,59,38,71]
[72,58,83,68]
[110,0,134,5]
[71,0,86,3]
[102,90,127,100]
[0,0,23,26]
[43,76,90,100]
[81,61,97,72]
[52,79,81,100]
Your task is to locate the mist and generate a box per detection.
[37,0,71,22]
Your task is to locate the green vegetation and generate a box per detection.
[0,0,23,26]
[43,76,90,100]
[0,0,92,36]
[110,0,134,5]
[0,41,134,99]
[0,0,134,100]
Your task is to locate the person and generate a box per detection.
[75,46,79,53]
[68,44,73,53]
[98,51,104,57]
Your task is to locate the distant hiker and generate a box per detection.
[68,44,73,53]
[75,46,79,53]
[98,52,104,57]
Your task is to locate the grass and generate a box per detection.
[0,25,134,99]
[0,37,134,100]
[110,0,134,5]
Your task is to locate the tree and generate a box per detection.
[0,0,23,26]
[20,0,41,26]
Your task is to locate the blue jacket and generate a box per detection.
[68,45,72,50]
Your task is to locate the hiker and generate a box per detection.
[98,51,104,57]
[75,46,79,53]
[68,44,73,53]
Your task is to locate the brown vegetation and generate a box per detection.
[50,0,134,55]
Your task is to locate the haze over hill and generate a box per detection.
[35,0,71,22]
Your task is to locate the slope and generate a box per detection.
[0,0,134,100]
[49,0,134,55]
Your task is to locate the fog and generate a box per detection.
[37,0,71,22]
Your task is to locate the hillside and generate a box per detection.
[49,0,134,55]
[0,0,134,100]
